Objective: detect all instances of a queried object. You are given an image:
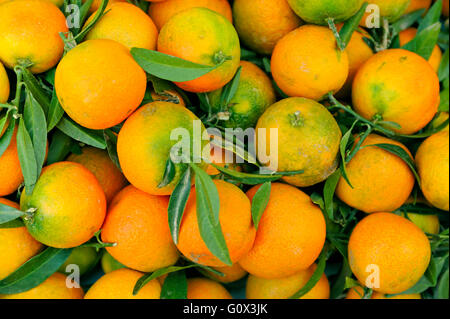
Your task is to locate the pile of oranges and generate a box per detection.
[0,0,448,300]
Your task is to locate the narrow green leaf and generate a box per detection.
[0,218,25,229]
[161,270,188,299]
[158,158,176,188]
[330,259,353,299]
[19,67,51,116]
[418,0,442,33]
[75,0,109,42]
[323,169,341,220]
[46,129,75,165]
[251,182,271,230]
[168,166,192,244]
[438,48,449,82]
[103,129,121,171]
[220,66,242,107]
[0,203,25,225]
[338,2,369,49]
[56,116,106,149]
[16,118,38,195]
[190,163,220,224]
[0,116,15,158]
[47,90,65,132]
[0,247,72,294]
[339,121,357,188]
[402,22,441,60]
[391,9,426,35]
[435,268,449,299]
[210,133,258,165]
[131,48,218,82]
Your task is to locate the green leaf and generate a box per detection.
[438,48,449,82]
[0,203,25,225]
[23,91,47,178]
[251,182,271,230]
[339,121,357,188]
[190,163,232,266]
[161,270,188,299]
[417,0,442,33]
[131,48,219,82]
[47,90,65,132]
[367,143,421,186]
[391,9,426,35]
[210,133,258,164]
[0,247,72,294]
[435,268,449,299]
[168,166,192,244]
[323,169,341,220]
[19,67,51,116]
[133,265,196,296]
[330,259,353,299]
[16,117,38,195]
[74,0,109,42]
[338,2,369,50]
[0,115,15,158]
[220,66,242,107]
[289,247,328,299]
[103,129,121,171]
[158,158,176,188]
[147,74,176,95]
[402,22,441,60]
[0,218,25,229]
[46,129,76,165]
[56,116,106,149]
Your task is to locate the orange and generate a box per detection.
[415,130,449,211]
[85,2,158,51]
[256,97,342,187]
[0,198,43,280]
[100,250,126,274]
[346,286,422,299]
[287,0,364,25]
[58,246,99,276]
[150,89,185,106]
[232,0,301,55]
[240,183,326,279]
[361,0,411,26]
[117,101,209,196]
[187,278,232,299]
[0,126,23,196]
[101,185,179,272]
[352,49,440,134]
[67,146,127,203]
[157,7,240,93]
[405,0,432,14]
[271,25,349,100]
[336,27,374,98]
[207,61,276,129]
[20,162,107,248]
[336,134,415,213]
[0,61,9,103]
[246,264,330,299]
[399,28,442,72]
[0,273,84,299]
[205,263,248,284]
[0,0,68,73]
[177,180,255,267]
[55,39,147,130]
[84,0,125,13]
[402,197,440,234]
[348,212,431,294]
[85,268,161,299]
[148,0,232,30]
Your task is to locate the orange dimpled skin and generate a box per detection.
[177,180,256,267]
[336,134,415,213]
[55,39,147,130]
[405,0,432,14]
[85,2,159,51]
[149,0,232,30]
[102,186,179,272]
[187,278,232,299]
[239,183,326,279]
[348,212,431,294]
[0,126,23,196]
[157,7,240,93]
[271,25,349,100]
[352,49,440,135]
[20,162,107,248]
[232,0,302,55]
[67,147,127,203]
[0,62,9,103]
[0,0,68,74]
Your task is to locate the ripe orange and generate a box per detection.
[20,162,107,248]
[361,0,411,27]
[0,198,43,280]
[207,61,276,129]
[271,25,349,100]
[0,126,23,196]
[352,49,440,134]
[101,185,179,272]
[240,183,326,279]
[399,28,442,72]
[148,0,232,30]
[0,61,9,103]
[346,286,422,299]
[205,263,248,284]
[55,39,147,130]
[157,7,240,93]
[232,0,301,55]
[67,147,127,203]
[336,134,415,213]
[85,268,161,299]
[85,2,158,51]
[405,0,432,14]
[0,0,68,73]
[348,212,431,294]
[117,101,209,196]
[287,0,364,25]
[246,264,330,299]
[177,180,255,267]
[0,273,84,299]
[187,278,232,299]
[415,130,449,211]
[84,0,125,13]
[256,97,342,187]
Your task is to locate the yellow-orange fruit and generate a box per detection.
[405,0,432,14]
[0,61,9,103]
[205,263,248,284]
[0,126,23,196]
[187,278,232,299]
[346,286,422,299]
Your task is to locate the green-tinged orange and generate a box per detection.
[58,247,99,276]
[101,250,126,274]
